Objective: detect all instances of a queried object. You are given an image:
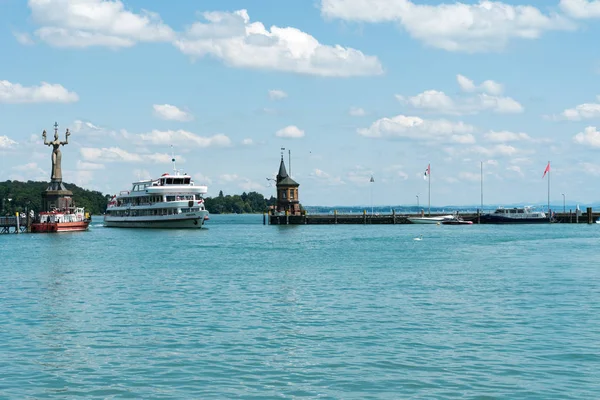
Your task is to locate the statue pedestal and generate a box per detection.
[41,180,73,212]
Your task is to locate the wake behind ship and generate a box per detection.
[104,168,209,229]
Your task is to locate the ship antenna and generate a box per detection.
[171,145,177,175]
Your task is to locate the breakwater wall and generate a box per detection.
[266,208,599,225]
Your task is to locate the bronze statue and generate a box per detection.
[42,122,70,182]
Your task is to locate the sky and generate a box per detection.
[1,0,599,207]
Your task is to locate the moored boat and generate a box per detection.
[407,215,455,224]
[479,206,551,224]
[31,207,91,232]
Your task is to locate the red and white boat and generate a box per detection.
[31,207,91,233]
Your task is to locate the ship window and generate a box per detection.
[518,210,524,213]
[184,178,190,184]
[166,196,175,202]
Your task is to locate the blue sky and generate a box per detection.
[1,0,599,207]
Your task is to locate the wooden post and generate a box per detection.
[285,210,289,225]
[363,209,366,224]
[334,210,338,224]
[587,207,593,224]
[15,212,20,234]
[392,209,396,224]
[263,212,266,225]
[569,210,572,224]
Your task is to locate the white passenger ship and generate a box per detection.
[104,165,209,229]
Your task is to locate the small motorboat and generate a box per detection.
[442,219,473,225]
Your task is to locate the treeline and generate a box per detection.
[204,191,276,214]
[1,181,278,216]
[0,180,109,216]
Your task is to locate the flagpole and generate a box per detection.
[548,160,550,222]
[428,163,431,216]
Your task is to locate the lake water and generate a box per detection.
[1,215,599,399]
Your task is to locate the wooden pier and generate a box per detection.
[266,208,600,225]
[0,214,31,234]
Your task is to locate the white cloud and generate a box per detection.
[446,144,522,158]
[559,0,600,19]
[242,138,254,145]
[579,161,600,176]
[484,131,531,142]
[573,126,600,147]
[452,134,476,144]
[320,0,575,52]
[174,9,383,77]
[153,104,193,121]
[193,172,212,185]
[558,97,600,121]
[456,74,503,95]
[349,107,366,116]
[506,165,525,177]
[136,130,231,147]
[345,166,375,186]
[76,160,105,170]
[310,168,345,185]
[72,120,101,132]
[13,32,35,45]
[240,178,265,191]
[10,162,47,181]
[276,125,305,139]
[358,114,474,142]
[80,147,177,163]
[219,174,239,182]
[0,80,79,103]
[0,136,18,149]
[268,89,288,100]
[396,75,523,115]
[28,0,175,48]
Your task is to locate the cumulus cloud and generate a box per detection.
[13,32,34,45]
[242,138,254,145]
[0,136,18,149]
[358,114,475,142]
[27,0,175,48]
[268,89,288,100]
[153,104,193,121]
[0,80,79,103]
[76,160,105,170]
[484,131,531,142]
[174,9,383,77]
[559,0,600,19]
[396,74,523,115]
[557,96,600,121]
[349,107,366,116]
[136,130,231,147]
[456,74,503,95]
[276,125,305,138]
[320,0,575,52]
[573,126,600,147]
[80,147,178,163]
[310,168,345,185]
[10,162,47,181]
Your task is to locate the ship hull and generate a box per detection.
[104,211,209,229]
[479,215,551,224]
[31,220,90,233]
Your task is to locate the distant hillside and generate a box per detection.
[0,180,110,216]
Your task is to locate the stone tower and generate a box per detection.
[275,155,300,215]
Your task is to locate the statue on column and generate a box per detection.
[42,122,70,182]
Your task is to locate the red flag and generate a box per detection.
[542,162,550,178]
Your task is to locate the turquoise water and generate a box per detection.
[1,215,599,399]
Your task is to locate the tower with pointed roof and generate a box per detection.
[275,155,300,215]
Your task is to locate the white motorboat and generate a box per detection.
[480,206,550,224]
[407,215,455,224]
[104,163,209,229]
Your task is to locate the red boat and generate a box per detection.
[31,207,91,233]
